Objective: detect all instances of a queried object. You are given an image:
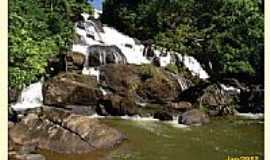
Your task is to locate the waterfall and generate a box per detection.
[74,13,209,80]
[175,54,209,79]
[11,81,43,111]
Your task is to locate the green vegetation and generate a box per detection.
[101,0,264,83]
[9,0,92,89]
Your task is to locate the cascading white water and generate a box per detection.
[73,12,209,80]
[11,81,43,111]
[176,54,209,79]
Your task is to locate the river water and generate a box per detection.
[40,116,264,160]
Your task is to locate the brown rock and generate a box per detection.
[97,95,138,116]
[9,107,126,154]
[43,73,102,106]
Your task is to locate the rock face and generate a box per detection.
[43,73,102,106]
[42,64,195,117]
[178,109,209,125]
[9,107,126,154]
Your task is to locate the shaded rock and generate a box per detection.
[46,54,66,77]
[238,84,264,113]
[9,87,20,103]
[43,73,102,106]
[153,111,173,121]
[178,109,209,125]
[198,84,237,116]
[9,107,126,154]
[9,106,18,122]
[97,95,137,116]
[179,82,237,116]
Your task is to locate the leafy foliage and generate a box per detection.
[101,0,264,83]
[9,0,92,89]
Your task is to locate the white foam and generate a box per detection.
[89,114,188,128]
[72,44,89,56]
[220,84,241,93]
[11,81,43,111]
[82,67,100,81]
[236,113,264,119]
[181,54,209,79]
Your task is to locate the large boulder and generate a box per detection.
[99,64,185,103]
[43,73,102,106]
[9,107,126,154]
[178,109,209,125]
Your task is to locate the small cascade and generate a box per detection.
[11,81,43,111]
[175,54,209,79]
[171,73,190,91]
[82,67,100,81]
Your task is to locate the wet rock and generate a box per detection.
[97,95,137,116]
[43,73,102,106]
[9,107,126,154]
[153,111,173,121]
[88,45,127,67]
[178,109,209,125]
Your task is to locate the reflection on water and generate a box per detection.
[40,116,264,160]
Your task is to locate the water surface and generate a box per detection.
[40,116,264,160]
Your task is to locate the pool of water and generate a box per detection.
[40,116,264,160]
